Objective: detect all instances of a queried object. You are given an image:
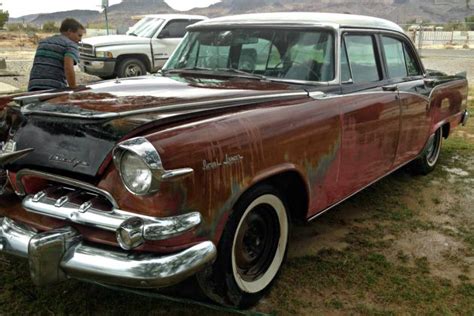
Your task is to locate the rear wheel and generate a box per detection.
[412,128,442,174]
[197,185,289,308]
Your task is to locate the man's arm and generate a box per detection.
[64,56,77,88]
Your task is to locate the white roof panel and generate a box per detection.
[190,12,403,33]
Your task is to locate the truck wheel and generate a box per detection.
[412,128,442,175]
[116,58,146,78]
[197,185,289,308]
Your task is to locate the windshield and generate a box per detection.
[126,17,164,38]
[164,28,335,82]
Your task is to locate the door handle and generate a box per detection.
[382,85,398,92]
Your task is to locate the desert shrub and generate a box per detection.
[42,21,58,33]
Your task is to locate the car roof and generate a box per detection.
[189,12,403,33]
[141,14,208,20]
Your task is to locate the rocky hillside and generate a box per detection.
[8,0,474,28]
[197,0,473,23]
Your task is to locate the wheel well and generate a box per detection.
[116,54,152,72]
[259,171,309,223]
[442,123,450,139]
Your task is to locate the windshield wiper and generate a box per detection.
[128,32,137,36]
[162,67,267,81]
[215,68,267,80]
[161,67,212,75]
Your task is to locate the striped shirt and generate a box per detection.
[28,34,80,91]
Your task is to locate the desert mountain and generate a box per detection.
[8,0,474,28]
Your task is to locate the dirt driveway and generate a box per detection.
[0,43,473,315]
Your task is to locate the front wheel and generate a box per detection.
[197,185,289,308]
[412,128,442,174]
[116,58,146,78]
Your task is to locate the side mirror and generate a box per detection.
[158,30,170,39]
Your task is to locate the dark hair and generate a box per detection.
[60,18,85,33]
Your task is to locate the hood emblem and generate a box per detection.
[49,154,90,168]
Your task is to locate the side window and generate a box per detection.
[381,36,407,78]
[344,35,380,83]
[403,44,421,76]
[340,39,351,82]
[160,20,199,38]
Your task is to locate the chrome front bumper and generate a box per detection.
[78,57,116,77]
[0,216,217,288]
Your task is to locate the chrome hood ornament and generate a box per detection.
[0,140,34,166]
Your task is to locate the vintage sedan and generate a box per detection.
[0,13,469,308]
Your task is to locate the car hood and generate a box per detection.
[22,75,304,116]
[8,76,308,177]
[81,35,150,47]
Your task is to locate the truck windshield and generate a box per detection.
[164,28,335,82]
[127,17,164,38]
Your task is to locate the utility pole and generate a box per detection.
[102,0,109,35]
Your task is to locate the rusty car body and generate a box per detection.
[0,13,469,307]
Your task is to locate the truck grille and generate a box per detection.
[79,43,94,57]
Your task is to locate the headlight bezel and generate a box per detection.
[113,137,165,196]
[113,137,194,196]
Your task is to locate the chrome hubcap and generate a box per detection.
[426,130,441,167]
[125,64,143,77]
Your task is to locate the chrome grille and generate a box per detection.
[79,43,94,57]
[22,185,126,231]
[16,169,203,250]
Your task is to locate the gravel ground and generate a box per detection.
[0,48,473,92]
[0,48,101,92]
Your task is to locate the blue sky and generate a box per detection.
[2,0,221,18]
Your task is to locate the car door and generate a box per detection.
[378,34,431,166]
[151,19,202,70]
[337,32,401,198]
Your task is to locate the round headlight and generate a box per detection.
[120,151,153,195]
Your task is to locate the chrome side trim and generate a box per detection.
[0,217,217,289]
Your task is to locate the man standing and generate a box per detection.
[28,18,85,91]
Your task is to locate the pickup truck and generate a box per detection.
[78,14,207,79]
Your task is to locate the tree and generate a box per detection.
[42,21,58,33]
[0,10,9,29]
[466,15,474,31]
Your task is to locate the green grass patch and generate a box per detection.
[272,249,474,315]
